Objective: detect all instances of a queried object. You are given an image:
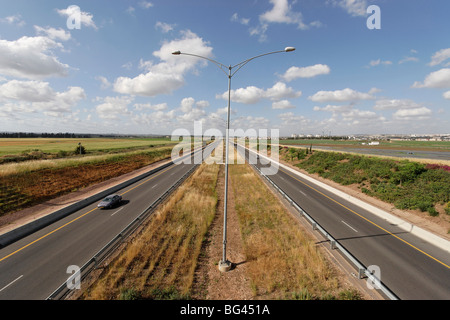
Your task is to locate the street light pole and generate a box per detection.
[172,47,295,272]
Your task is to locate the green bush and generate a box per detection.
[291,150,449,216]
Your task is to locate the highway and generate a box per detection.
[236,144,450,300]
[0,142,217,300]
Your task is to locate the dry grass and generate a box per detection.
[0,147,174,216]
[0,146,174,177]
[229,159,360,300]
[78,143,360,300]
[81,161,220,300]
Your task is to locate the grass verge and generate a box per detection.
[80,162,220,300]
[280,147,450,217]
[0,147,173,217]
[229,161,361,300]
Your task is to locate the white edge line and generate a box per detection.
[110,207,124,217]
[0,275,23,292]
[341,220,359,233]
[242,144,450,254]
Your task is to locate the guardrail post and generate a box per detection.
[330,240,336,250]
[358,268,365,279]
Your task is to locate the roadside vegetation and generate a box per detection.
[0,146,174,217]
[281,139,450,151]
[228,161,361,300]
[80,148,361,300]
[81,161,221,300]
[280,147,450,217]
[0,137,176,164]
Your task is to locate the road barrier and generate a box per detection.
[238,145,399,300]
[47,162,200,300]
[0,146,205,249]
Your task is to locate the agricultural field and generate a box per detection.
[0,137,181,217]
[0,137,176,161]
[281,139,450,151]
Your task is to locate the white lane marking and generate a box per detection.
[151,184,158,189]
[111,207,124,217]
[341,220,358,233]
[0,275,23,292]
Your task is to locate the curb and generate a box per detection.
[245,145,450,254]
[0,161,173,249]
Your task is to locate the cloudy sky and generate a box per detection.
[0,0,449,136]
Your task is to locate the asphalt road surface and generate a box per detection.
[236,144,450,300]
[0,143,217,300]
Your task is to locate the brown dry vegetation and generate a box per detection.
[228,162,361,300]
[80,162,220,300]
[78,148,361,300]
[0,147,173,217]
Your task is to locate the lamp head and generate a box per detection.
[172,50,181,55]
[284,47,296,52]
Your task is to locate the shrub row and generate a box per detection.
[280,148,450,216]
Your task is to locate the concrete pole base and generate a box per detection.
[218,260,232,272]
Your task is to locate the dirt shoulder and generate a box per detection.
[191,165,253,300]
[0,158,172,236]
[277,157,450,241]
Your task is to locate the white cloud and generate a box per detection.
[393,107,432,120]
[1,14,26,27]
[342,109,380,121]
[34,25,71,41]
[95,96,133,120]
[313,104,353,113]
[217,82,301,104]
[412,68,450,89]
[133,110,175,127]
[139,1,154,9]
[260,0,305,26]
[250,0,321,42]
[195,100,210,108]
[0,80,85,116]
[56,5,98,30]
[0,36,69,79]
[264,82,302,100]
[231,115,270,130]
[114,30,213,97]
[177,107,207,124]
[180,97,196,113]
[278,112,310,127]
[272,100,295,109]
[126,6,136,16]
[367,59,392,67]
[96,76,111,89]
[281,64,330,81]
[231,13,250,25]
[134,102,168,111]
[309,88,375,102]
[155,21,175,33]
[429,48,450,67]
[373,99,424,110]
[217,86,263,104]
[443,91,450,100]
[331,0,368,17]
[399,56,419,64]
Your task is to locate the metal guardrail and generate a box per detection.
[244,148,399,300]
[46,163,200,300]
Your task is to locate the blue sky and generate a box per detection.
[0,0,449,136]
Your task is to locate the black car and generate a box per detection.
[97,194,122,209]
